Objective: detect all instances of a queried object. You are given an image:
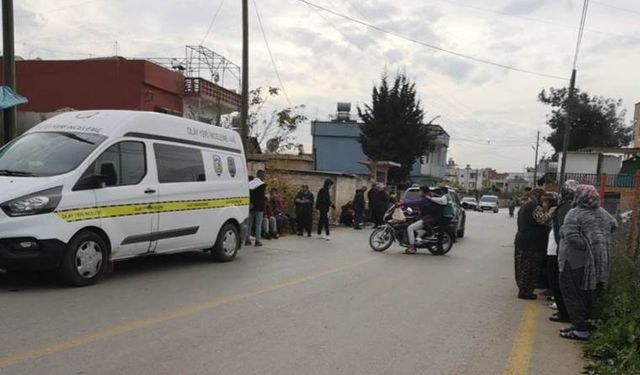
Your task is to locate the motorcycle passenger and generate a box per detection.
[437,187,456,251]
[403,186,447,254]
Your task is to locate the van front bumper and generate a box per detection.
[0,238,66,271]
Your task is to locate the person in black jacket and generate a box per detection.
[245,170,267,247]
[371,184,389,227]
[294,185,314,237]
[353,186,367,230]
[316,179,335,240]
[514,188,555,299]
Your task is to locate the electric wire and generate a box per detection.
[420,0,639,42]
[307,1,543,153]
[573,0,590,70]
[16,0,107,18]
[200,0,226,45]
[592,0,640,16]
[295,0,568,80]
[252,0,293,107]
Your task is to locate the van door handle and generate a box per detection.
[144,188,157,194]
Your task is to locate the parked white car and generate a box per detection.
[478,195,499,213]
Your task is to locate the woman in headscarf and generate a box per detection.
[547,181,577,323]
[514,188,555,300]
[558,184,617,341]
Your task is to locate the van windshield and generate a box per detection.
[0,132,107,177]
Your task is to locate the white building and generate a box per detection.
[411,124,450,185]
[456,165,484,191]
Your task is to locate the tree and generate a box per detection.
[222,86,307,154]
[539,87,633,153]
[358,73,436,183]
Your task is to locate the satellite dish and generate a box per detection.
[266,138,280,153]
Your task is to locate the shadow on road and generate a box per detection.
[0,251,231,292]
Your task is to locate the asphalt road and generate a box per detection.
[0,210,584,374]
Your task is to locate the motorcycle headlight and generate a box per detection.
[1,186,63,217]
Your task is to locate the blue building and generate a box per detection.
[311,118,369,175]
[311,103,449,184]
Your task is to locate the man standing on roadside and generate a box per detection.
[245,170,267,247]
[316,179,335,240]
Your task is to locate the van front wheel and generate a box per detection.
[59,231,108,286]
[211,223,239,262]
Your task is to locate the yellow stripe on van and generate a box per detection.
[55,196,249,223]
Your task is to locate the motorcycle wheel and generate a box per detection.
[369,226,394,252]
[428,232,453,256]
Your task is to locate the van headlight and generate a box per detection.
[1,186,63,217]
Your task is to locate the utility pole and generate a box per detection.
[239,0,250,152]
[2,0,17,145]
[533,131,540,187]
[558,69,577,186]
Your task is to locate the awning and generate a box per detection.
[0,86,28,109]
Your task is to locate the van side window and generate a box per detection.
[83,141,146,187]
[154,143,205,183]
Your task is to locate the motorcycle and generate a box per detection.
[368,205,453,255]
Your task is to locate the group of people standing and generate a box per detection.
[350,184,393,230]
[514,181,617,341]
[293,179,336,239]
[247,177,397,242]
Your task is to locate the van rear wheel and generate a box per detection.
[211,223,239,262]
[59,231,108,286]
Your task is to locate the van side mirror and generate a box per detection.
[73,174,109,191]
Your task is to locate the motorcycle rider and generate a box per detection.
[403,186,447,254]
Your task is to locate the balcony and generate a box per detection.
[183,77,241,112]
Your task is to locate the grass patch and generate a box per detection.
[584,229,640,375]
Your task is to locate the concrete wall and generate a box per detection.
[267,170,362,221]
[264,157,313,171]
[601,155,622,175]
[562,153,599,174]
[559,153,622,175]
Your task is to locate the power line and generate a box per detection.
[592,0,640,16]
[425,0,640,42]
[200,0,226,46]
[295,0,568,80]
[16,0,107,18]
[573,0,590,70]
[252,0,292,107]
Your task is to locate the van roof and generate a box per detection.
[28,110,244,154]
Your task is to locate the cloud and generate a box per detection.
[501,0,552,15]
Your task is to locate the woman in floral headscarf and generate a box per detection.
[558,184,617,341]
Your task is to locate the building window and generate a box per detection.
[154,143,205,183]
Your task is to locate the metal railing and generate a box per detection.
[184,77,241,109]
[542,172,637,188]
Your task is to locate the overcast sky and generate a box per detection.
[8,0,640,172]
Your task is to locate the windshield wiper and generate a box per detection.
[0,169,36,177]
[58,132,96,145]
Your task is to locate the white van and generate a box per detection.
[0,110,249,286]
